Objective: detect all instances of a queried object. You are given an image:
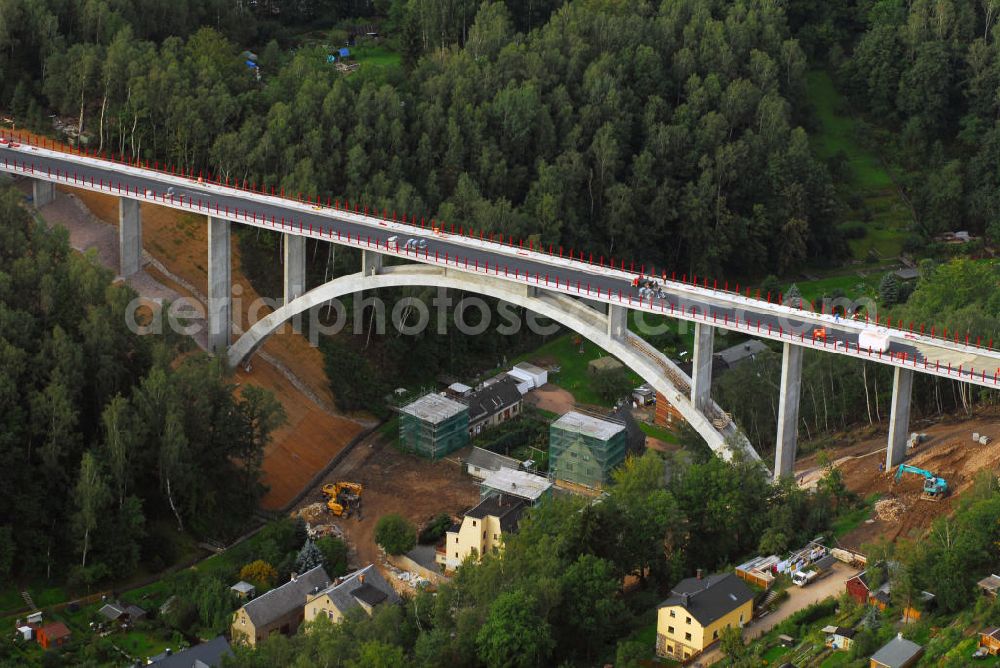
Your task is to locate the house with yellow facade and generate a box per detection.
[656,571,755,661]
[435,494,527,573]
[230,565,330,647]
[304,564,400,625]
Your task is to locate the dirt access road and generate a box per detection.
[17,174,368,510]
[696,562,858,666]
[795,409,1000,549]
[294,434,481,567]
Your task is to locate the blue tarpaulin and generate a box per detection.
[339,47,350,58]
[245,60,258,68]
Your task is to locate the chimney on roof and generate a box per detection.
[290,572,298,582]
[681,592,690,607]
[696,568,703,580]
[897,632,903,640]
[358,574,365,584]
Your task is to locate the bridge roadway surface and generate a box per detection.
[3,139,1000,389]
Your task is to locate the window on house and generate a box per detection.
[669,610,676,618]
[739,614,743,623]
[684,632,691,641]
[667,626,674,635]
[472,520,477,526]
[493,534,498,540]
[454,552,458,558]
[482,531,486,539]
[686,617,691,625]
[713,630,718,639]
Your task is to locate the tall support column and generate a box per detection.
[207,216,231,355]
[886,367,915,470]
[690,323,715,411]
[119,198,142,277]
[362,250,383,276]
[607,304,627,341]
[774,342,805,480]
[283,233,306,305]
[32,179,54,207]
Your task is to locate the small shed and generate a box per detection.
[980,627,1000,655]
[823,625,855,650]
[588,356,623,375]
[36,622,71,649]
[977,573,1000,598]
[632,383,655,406]
[735,555,780,589]
[870,634,923,668]
[231,581,257,600]
[508,362,547,389]
[16,625,33,641]
[26,612,42,625]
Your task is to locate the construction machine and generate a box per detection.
[322,482,363,517]
[894,464,948,500]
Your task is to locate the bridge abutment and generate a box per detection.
[207,216,231,355]
[886,367,914,469]
[283,233,306,304]
[32,179,54,207]
[691,323,715,411]
[119,198,142,277]
[774,342,804,479]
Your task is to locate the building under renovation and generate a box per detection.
[399,393,470,459]
[549,411,627,490]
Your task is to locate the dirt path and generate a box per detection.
[524,383,576,414]
[23,183,367,510]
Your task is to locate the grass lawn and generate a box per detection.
[806,70,912,261]
[831,493,880,538]
[353,44,401,70]
[640,422,678,444]
[116,630,172,660]
[819,651,852,667]
[762,644,790,662]
[512,334,641,407]
[808,71,891,189]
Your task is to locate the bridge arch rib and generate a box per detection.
[228,264,761,466]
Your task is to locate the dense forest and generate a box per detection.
[0,186,285,587]
[226,451,854,667]
[2,0,841,277]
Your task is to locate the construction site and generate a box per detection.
[796,408,1000,550]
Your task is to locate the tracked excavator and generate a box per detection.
[322,482,363,517]
[894,464,948,501]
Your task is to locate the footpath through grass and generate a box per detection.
[806,70,911,261]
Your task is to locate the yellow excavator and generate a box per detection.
[322,482,363,518]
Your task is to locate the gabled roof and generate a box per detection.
[981,627,1000,640]
[871,635,922,668]
[241,565,330,628]
[464,377,522,423]
[39,621,71,640]
[978,574,1000,590]
[98,602,125,620]
[465,494,528,533]
[465,447,520,473]
[312,564,399,616]
[814,554,838,571]
[657,573,754,626]
[481,467,551,502]
[150,635,232,667]
[715,339,770,368]
[230,581,256,594]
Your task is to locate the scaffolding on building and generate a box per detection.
[548,410,627,489]
[399,393,470,459]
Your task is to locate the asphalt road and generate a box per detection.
[3,139,998,387]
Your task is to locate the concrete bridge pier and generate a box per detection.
[362,250,383,276]
[32,179,55,207]
[607,304,627,341]
[119,198,142,277]
[283,233,306,304]
[207,216,231,355]
[886,367,915,470]
[774,342,804,480]
[691,323,715,411]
